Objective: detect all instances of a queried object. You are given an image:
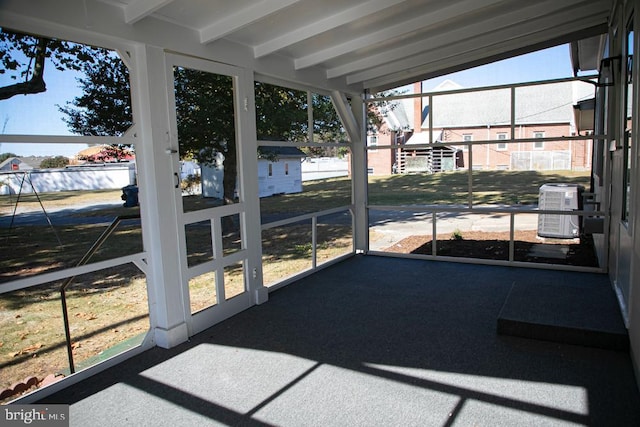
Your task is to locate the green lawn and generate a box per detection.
[257,169,591,214]
[1,170,591,219]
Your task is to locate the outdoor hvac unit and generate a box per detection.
[537,183,584,238]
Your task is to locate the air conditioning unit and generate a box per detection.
[537,184,584,238]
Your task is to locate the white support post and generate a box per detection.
[330,90,368,252]
[351,94,369,252]
[237,69,269,305]
[132,45,188,348]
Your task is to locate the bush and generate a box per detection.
[40,156,70,169]
[451,229,464,240]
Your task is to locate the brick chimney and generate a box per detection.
[413,81,422,133]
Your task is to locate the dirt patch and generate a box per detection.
[385,230,599,267]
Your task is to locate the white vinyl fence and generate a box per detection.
[0,163,136,195]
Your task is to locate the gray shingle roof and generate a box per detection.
[258,146,306,158]
[425,80,593,128]
[382,101,411,131]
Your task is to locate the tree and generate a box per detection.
[0,152,18,163]
[40,156,69,169]
[173,67,238,205]
[0,27,95,100]
[56,47,133,163]
[1,26,348,206]
[58,49,132,137]
[255,82,308,141]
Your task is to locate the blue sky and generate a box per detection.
[420,44,576,91]
[0,61,84,157]
[0,44,578,158]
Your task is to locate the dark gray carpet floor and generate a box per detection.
[39,255,640,426]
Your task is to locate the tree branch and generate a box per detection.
[0,38,48,100]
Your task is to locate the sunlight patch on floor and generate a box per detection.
[364,363,589,416]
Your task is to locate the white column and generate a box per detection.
[237,69,268,305]
[331,91,367,251]
[351,94,369,252]
[132,45,189,348]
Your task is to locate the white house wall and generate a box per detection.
[201,160,303,199]
[257,160,303,198]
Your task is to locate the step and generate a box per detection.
[497,281,629,351]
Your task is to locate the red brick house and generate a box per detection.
[367,79,593,175]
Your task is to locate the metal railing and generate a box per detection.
[261,205,355,289]
[368,205,606,273]
[59,214,140,373]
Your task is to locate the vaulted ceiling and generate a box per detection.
[3,0,613,93]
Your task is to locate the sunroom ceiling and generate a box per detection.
[4,0,612,93]
[105,0,611,92]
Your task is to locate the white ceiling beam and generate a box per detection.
[361,14,609,91]
[365,22,607,92]
[124,0,174,25]
[199,0,301,44]
[350,9,608,87]
[295,0,506,70]
[351,10,608,86]
[330,0,599,80]
[253,0,406,58]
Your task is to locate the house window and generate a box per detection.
[497,133,508,150]
[285,162,289,176]
[368,134,378,147]
[533,132,544,150]
[268,163,273,177]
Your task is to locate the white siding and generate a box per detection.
[258,159,302,197]
[203,159,303,199]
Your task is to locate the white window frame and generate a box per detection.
[496,133,508,150]
[533,132,545,150]
[368,134,378,147]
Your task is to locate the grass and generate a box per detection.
[0,169,591,396]
[367,170,590,206]
[0,264,149,400]
[256,169,590,215]
[0,223,143,284]
[0,189,136,221]
[261,223,353,286]
[0,170,590,218]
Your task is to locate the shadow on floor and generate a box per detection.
[40,255,640,426]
